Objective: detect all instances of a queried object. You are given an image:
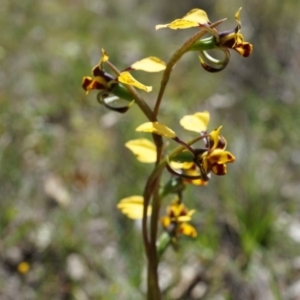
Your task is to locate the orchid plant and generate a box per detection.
[82,7,252,300]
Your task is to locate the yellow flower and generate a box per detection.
[117,196,197,239]
[157,8,252,72]
[172,112,235,181]
[128,111,235,183]
[17,261,30,274]
[82,50,166,113]
[161,198,197,238]
[216,8,253,57]
[82,49,114,94]
[82,50,162,94]
[194,126,235,180]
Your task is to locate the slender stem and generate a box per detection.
[153,19,226,118]
[173,136,195,154]
[146,133,163,299]
[106,60,158,261]
[146,177,162,300]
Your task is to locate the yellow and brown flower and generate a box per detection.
[157,8,253,72]
[161,198,197,238]
[215,8,253,57]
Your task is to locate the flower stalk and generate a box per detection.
[82,7,253,300]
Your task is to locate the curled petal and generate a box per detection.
[136,122,176,138]
[125,138,157,163]
[199,49,230,72]
[117,196,152,219]
[156,9,210,30]
[118,71,152,92]
[97,93,135,113]
[180,111,210,132]
[179,223,197,237]
[130,57,166,72]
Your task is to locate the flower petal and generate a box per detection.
[209,126,222,149]
[101,48,109,62]
[235,7,242,30]
[182,9,210,24]
[169,202,186,218]
[198,49,230,72]
[131,57,166,72]
[156,19,201,30]
[99,95,135,113]
[156,9,210,30]
[211,163,227,175]
[179,223,197,237]
[177,215,193,222]
[117,196,152,219]
[99,48,109,69]
[170,161,194,170]
[234,42,253,57]
[125,138,157,163]
[161,216,171,228]
[136,122,176,138]
[207,149,236,164]
[180,111,210,132]
[118,71,152,92]
[82,76,108,94]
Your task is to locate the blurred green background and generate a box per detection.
[1,0,300,299]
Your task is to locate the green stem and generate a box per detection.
[145,133,163,299]
[106,60,158,262]
[144,134,204,299]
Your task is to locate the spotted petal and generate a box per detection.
[207,149,235,164]
[136,122,176,138]
[125,138,157,163]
